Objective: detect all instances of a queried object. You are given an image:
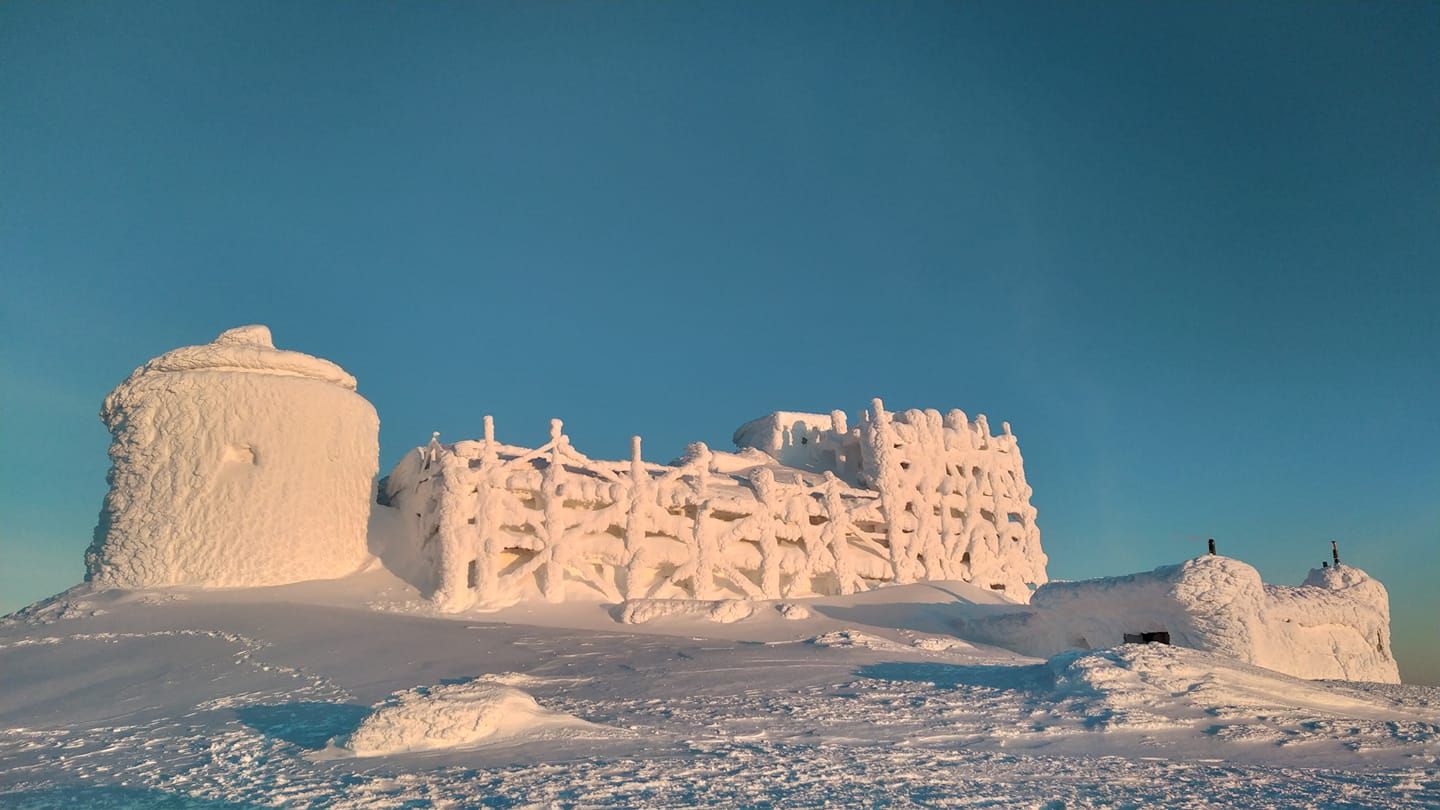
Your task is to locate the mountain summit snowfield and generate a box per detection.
[2,327,1436,808]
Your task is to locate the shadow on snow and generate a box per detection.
[234,701,370,750]
[0,785,261,809]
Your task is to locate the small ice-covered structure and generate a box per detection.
[382,398,1048,611]
[961,555,1399,683]
[86,325,379,588]
[732,410,863,484]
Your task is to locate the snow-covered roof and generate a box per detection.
[116,324,357,392]
[732,411,839,451]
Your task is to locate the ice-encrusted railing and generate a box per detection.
[858,401,1047,593]
[383,399,1047,611]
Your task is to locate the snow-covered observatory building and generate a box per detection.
[382,399,1048,611]
[86,325,379,589]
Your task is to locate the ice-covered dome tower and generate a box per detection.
[86,325,379,588]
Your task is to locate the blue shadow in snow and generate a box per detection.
[0,785,261,809]
[235,701,370,750]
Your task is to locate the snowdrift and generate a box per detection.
[334,680,588,757]
[1045,644,1395,729]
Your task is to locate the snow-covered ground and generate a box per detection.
[2,569,1436,808]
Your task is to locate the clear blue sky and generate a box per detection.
[3,2,1436,682]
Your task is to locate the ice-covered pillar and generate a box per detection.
[86,325,380,588]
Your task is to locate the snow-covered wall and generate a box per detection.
[86,325,379,588]
[960,555,1399,683]
[856,402,1046,596]
[382,399,1048,611]
[736,400,1048,597]
[732,410,861,483]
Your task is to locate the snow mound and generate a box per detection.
[335,681,586,757]
[911,635,975,652]
[809,630,909,651]
[617,598,754,624]
[775,602,812,620]
[86,325,378,589]
[1044,644,1408,732]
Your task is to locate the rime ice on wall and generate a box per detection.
[382,399,1048,611]
[735,400,1048,596]
[732,411,862,484]
[961,555,1400,683]
[86,325,379,588]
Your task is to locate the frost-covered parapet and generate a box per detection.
[87,325,379,589]
[736,400,1048,596]
[962,555,1399,683]
[383,398,1048,612]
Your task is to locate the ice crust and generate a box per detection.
[966,555,1400,683]
[85,326,379,588]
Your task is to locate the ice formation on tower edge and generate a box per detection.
[382,400,1049,611]
[86,325,379,588]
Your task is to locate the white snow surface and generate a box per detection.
[961,554,1400,683]
[2,570,1436,808]
[85,326,379,589]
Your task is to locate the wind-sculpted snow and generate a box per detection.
[86,326,378,589]
[1043,644,1403,731]
[383,398,1046,611]
[334,680,589,756]
[961,555,1400,683]
[617,598,755,624]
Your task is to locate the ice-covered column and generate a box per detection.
[86,325,380,588]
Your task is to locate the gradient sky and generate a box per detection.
[3,2,1437,682]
